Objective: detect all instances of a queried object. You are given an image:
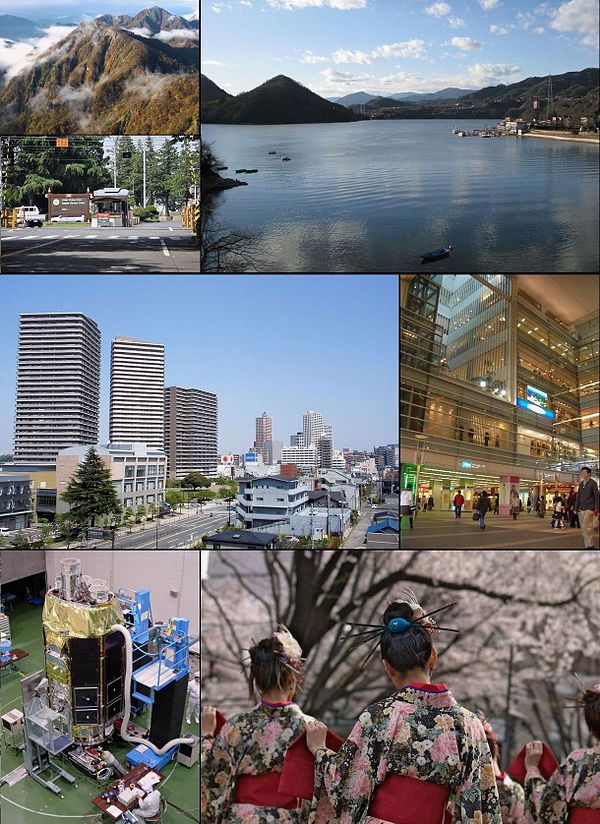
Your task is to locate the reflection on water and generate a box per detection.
[203,120,600,273]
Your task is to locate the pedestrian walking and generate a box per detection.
[566,487,580,528]
[306,596,502,824]
[538,494,546,518]
[427,495,434,511]
[510,487,520,521]
[452,489,465,518]
[574,466,599,549]
[400,487,415,530]
[550,494,565,529]
[476,490,490,530]
[493,494,499,515]
[523,683,600,821]
[527,496,531,514]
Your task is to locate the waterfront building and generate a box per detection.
[164,386,218,479]
[400,275,599,517]
[110,337,165,449]
[13,313,101,463]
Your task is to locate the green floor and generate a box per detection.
[0,600,199,823]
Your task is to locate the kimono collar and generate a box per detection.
[261,699,296,708]
[396,682,457,708]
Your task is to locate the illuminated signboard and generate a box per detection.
[516,398,556,420]
[526,385,549,409]
[457,460,486,469]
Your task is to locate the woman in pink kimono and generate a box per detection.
[201,627,312,824]
[305,593,502,824]
[523,684,600,823]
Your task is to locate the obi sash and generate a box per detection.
[568,810,600,824]
[367,774,450,824]
[234,772,300,809]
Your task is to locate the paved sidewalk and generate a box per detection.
[400,510,598,549]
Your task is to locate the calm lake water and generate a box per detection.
[203,120,599,273]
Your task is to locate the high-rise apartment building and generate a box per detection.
[110,337,165,449]
[164,386,218,479]
[318,425,334,469]
[13,313,101,463]
[303,410,324,448]
[290,432,304,447]
[255,412,272,450]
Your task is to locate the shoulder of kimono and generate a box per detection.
[454,707,486,739]
[563,746,597,766]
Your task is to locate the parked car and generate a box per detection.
[50,215,86,223]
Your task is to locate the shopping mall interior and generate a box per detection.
[400,274,599,549]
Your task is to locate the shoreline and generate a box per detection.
[523,131,600,145]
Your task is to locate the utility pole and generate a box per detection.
[113,136,117,188]
[142,145,147,207]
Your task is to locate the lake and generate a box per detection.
[203,120,599,273]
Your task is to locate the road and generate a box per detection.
[344,495,399,548]
[86,505,232,548]
[0,221,199,273]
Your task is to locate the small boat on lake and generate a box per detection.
[268,151,277,154]
[421,245,453,263]
[235,169,247,174]
[245,169,258,173]
[281,155,291,161]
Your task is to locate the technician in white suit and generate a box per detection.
[186,672,200,724]
[132,779,162,822]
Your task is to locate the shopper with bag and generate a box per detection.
[475,490,490,530]
[574,467,599,549]
[452,489,465,519]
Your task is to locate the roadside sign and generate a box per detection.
[56,138,69,148]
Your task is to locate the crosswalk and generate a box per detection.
[1,233,186,242]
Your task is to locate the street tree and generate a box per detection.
[182,472,211,490]
[124,508,135,533]
[61,447,122,530]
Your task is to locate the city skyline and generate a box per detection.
[202,0,598,98]
[0,275,399,456]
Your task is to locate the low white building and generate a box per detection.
[280,446,318,469]
[236,475,310,528]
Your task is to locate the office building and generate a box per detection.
[262,439,283,465]
[290,432,304,447]
[110,337,165,449]
[255,412,272,454]
[56,442,166,515]
[375,444,400,470]
[280,445,318,469]
[164,386,218,479]
[0,474,34,531]
[318,430,333,469]
[401,274,599,546]
[13,313,101,463]
[303,410,324,449]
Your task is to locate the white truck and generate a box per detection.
[16,206,46,227]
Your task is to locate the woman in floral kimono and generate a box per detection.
[201,626,312,824]
[305,594,502,824]
[481,717,526,824]
[523,684,600,823]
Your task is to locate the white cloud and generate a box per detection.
[467,62,522,86]
[240,0,252,5]
[321,67,373,84]
[551,0,599,47]
[479,0,501,9]
[533,25,545,33]
[451,35,484,50]
[332,48,372,64]
[302,49,329,63]
[448,16,465,27]
[202,59,225,65]
[267,0,367,8]
[211,3,222,11]
[371,39,426,58]
[154,28,199,41]
[0,24,76,81]
[425,2,451,17]
[126,27,154,37]
[489,24,508,34]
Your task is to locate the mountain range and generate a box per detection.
[201,74,356,124]
[329,87,476,106]
[0,13,42,40]
[0,7,199,134]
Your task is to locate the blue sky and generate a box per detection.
[0,1,197,20]
[0,275,399,455]
[201,0,599,97]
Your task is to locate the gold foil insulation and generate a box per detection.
[42,593,124,638]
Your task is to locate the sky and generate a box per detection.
[201,0,599,97]
[0,275,399,456]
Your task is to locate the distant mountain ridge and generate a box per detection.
[0,10,199,135]
[0,13,42,40]
[202,74,357,124]
[329,87,476,106]
[96,6,199,34]
[201,73,230,103]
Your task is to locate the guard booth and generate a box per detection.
[45,192,92,222]
[91,188,131,228]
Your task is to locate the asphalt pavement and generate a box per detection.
[87,506,231,548]
[0,221,199,273]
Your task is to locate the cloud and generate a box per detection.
[451,36,484,50]
[301,49,329,63]
[56,83,93,104]
[154,28,199,41]
[211,4,223,11]
[124,72,173,97]
[332,48,372,64]
[267,0,367,8]
[371,39,426,58]
[425,2,451,17]
[489,24,508,34]
[448,16,465,27]
[126,26,154,37]
[202,58,225,65]
[479,0,501,9]
[533,25,545,33]
[467,62,522,85]
[321,67,373,84]
[0,24,76,80]
[240,0,252,5]
[551,0,599,47]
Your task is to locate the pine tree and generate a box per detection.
[61,447,122,528]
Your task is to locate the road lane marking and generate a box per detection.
[1,236,73,258]
[84,234,98,239]
[149,236,160,239]
[160,239,170,257]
